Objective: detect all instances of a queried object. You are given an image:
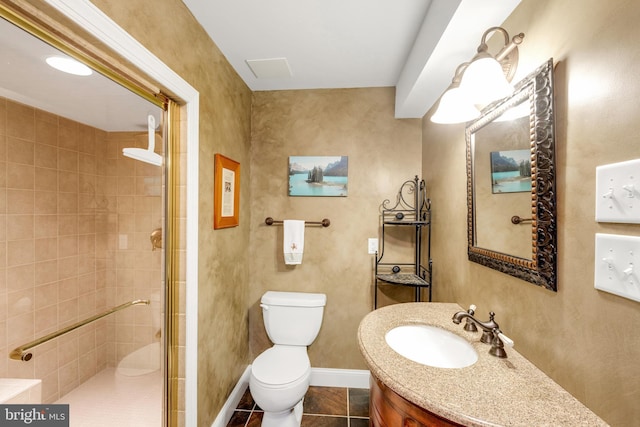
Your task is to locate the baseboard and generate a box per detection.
[309,367,371,389]
[211,366,370,427]
[211,365,252,427]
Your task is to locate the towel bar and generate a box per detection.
[265,217,330,227]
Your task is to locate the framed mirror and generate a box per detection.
[466,58,557,291]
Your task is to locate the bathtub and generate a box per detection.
[0,378,42,404]
[117,342,161,377]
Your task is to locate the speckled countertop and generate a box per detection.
[358,303,608,427]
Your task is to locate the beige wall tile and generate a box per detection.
[7,137,34,165]
[35,237,58,262]
[35,167,58,192]
[6,101,35,141]
[7,288,34,317]
[7,239,34,267]
[0,97,6,137]
[34,215,57,238]
[7,163,34,190]
[7,214,34,241]
[35,119,58,147]
[7,264,34,292]
[58,121,78,152]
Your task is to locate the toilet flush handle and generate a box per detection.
[260,304,269,310]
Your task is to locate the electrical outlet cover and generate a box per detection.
[368,238,378,254]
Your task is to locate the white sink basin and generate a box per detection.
[385,325,478,368]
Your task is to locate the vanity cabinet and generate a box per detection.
[371,377,462,427]
[374,176,432,308]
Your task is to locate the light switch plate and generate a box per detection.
[368,238,378,254]
[595,159,640,223]
[594,233,640,302]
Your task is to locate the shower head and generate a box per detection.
[123,114,163,166]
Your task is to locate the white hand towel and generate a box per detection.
[283,220,305,265]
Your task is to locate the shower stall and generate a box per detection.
[0,95,167,425]
[0,13,169,426]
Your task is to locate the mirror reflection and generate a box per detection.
[473,102,531,259]
[466,59,557,291]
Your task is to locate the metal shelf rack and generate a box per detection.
[374,176,432,308]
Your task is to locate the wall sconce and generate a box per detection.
[431,26,524,124]
[430,63,481,124]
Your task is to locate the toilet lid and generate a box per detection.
[252,346,310,386]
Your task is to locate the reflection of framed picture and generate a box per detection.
[214,154,240,229]
[288,156,348,197]
[490,150,532,194]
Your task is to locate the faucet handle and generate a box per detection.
[464,304,478,332]
[497,332,514,347]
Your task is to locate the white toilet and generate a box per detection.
[249,291,327,427]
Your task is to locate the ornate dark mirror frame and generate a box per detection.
[466,58,557,291]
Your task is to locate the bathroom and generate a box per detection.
[1,0,639,426]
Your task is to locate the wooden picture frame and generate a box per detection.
[213,154,240,229]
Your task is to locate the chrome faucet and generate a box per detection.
[452,310,514,358]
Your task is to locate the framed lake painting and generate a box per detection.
[490,150,532,194]
[288,156,348,197]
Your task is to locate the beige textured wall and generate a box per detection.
[422,0,640,425]
[249,88,422,369]
[89,1,253,425]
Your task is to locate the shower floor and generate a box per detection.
[55,368,163,427]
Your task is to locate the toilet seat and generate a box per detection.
[251,346,310,387]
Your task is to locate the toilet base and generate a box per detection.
[261,398,304,427]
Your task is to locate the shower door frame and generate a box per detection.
[0,0,200,425]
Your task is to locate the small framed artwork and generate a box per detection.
[214,154,240,229]
[490,150,532,194]
[288,156,348,197]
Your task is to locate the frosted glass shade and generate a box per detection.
[430,87,480,124]
[460,57,513,106]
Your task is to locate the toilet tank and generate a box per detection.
[261,291,327,346]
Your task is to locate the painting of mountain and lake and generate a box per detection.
[490,150,532,194]
[288,156,348,197]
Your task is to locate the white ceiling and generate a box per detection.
[0,0,521,131]
[182,0,522,118]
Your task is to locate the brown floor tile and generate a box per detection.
[226,410,250,427]
[301,414,348,427]
[228,385,368,426]
[237,388,255,410]
[303,386,348,416]
[348,388,370,417]
[246,411,264,426]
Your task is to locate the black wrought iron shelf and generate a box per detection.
[383,220,429,226]
[374,176,432,309]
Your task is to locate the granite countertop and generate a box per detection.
[358,302,608,427]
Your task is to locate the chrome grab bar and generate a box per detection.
[9,299,150,361]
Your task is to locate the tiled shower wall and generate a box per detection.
[0,97,163,403]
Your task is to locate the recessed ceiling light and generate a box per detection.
[45,56,93,76]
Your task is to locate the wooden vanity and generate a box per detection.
[358,303,607,427]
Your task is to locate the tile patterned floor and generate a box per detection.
[226,386,370,427]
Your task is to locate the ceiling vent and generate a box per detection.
[245,57,292,79]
